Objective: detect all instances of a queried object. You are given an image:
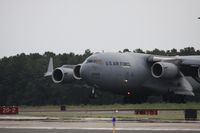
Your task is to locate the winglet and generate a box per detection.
[44,57,54,77]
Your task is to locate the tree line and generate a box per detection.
[0,47,200,105]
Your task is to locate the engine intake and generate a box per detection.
[73,64,82,79]
[52,67,75,83]
[151,62,179,79]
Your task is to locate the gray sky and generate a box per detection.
[0,0,200,57]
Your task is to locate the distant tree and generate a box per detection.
[196,50,200,55]
[44,51,56,58]
[145,50,152,54]
[0,47,200,105]
[123,48,130,53]
[179,47,196,55]
[170,48,178,56]
[84,49,93,57]
[133,48,145,53]
[146,48,165,55]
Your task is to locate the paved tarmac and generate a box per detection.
[0,129,199,133]
[0,120,200,133]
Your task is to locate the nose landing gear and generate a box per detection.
[89,88,98,99]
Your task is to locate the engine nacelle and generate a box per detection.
[151,62,179,79]
[194,67,200,83]
[52,67,75,83]
[73,64,82,80]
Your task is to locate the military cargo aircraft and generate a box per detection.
[45,52,200,103]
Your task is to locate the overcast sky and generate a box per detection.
[0,0,200,58]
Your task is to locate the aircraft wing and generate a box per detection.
[146,55,200,96]
[148,55,200,66]
[148,55,200,77]
[178,56,200,66]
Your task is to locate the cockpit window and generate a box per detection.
[86,59,103,64]
[96,59,103,64]
[87,59,93,63]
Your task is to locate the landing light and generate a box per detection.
[127,91,131,95]
[124,80,128,83]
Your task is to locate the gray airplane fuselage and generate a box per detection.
[80,52,200,96]
[46,52,200,101]
[80,53,151,95]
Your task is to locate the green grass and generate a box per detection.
[19,110,200,120]
[20,102,200,111]
[17,103,200,121]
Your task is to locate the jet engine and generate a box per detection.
[194,67,200,83]
[73,64,82,79]
[52,67,75,83]
[151,62,179,79]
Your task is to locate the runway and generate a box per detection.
[0,120,200,133]
[0,129,199,133]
